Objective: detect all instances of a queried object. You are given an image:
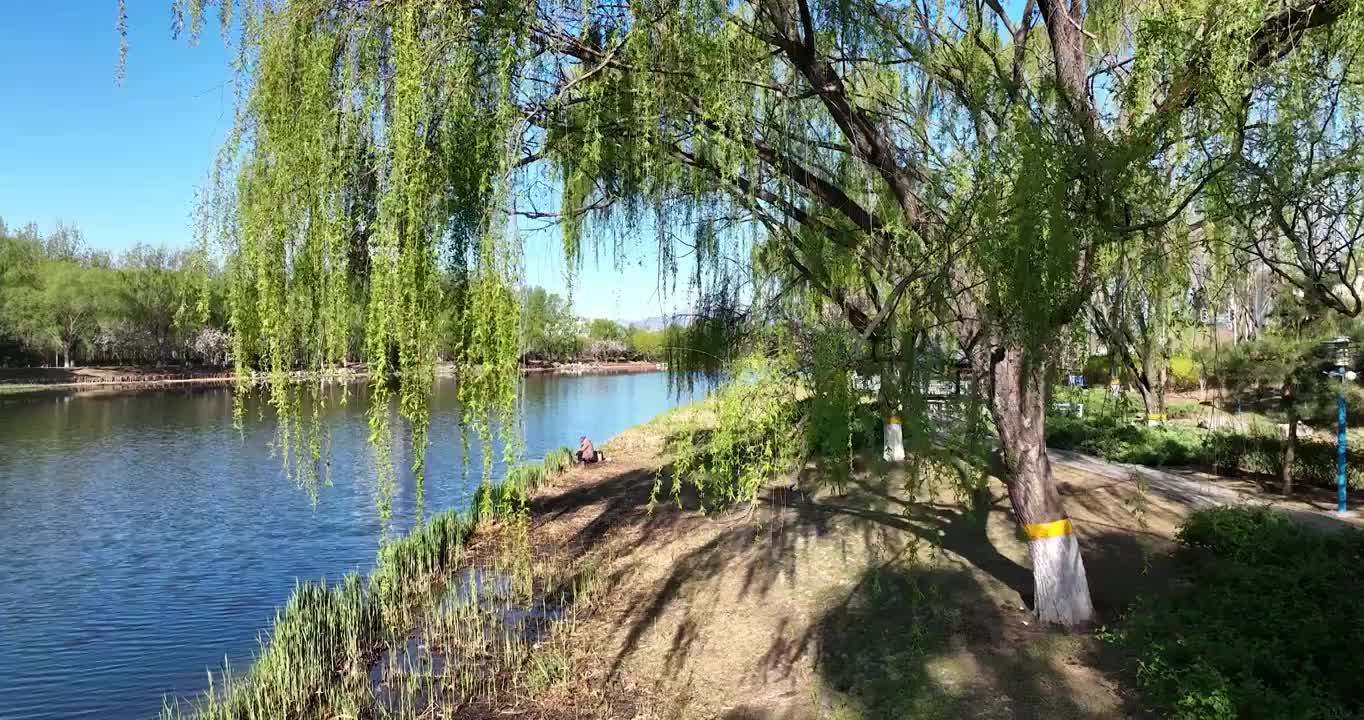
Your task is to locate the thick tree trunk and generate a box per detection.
[1135,379,1166,425]
[1282,377,1297,496]
[988,346,1095,626]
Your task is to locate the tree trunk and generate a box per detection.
[1282,377,1297,496]
[881,356,905,463]
[988,346,1095,626]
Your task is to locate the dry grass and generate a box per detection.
[514,404,1202,720]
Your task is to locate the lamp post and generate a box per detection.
[1323,337,1356,514]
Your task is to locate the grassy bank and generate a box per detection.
[160,446,597,720]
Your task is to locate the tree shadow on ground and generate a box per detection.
[785,557,1146,720]
[527,438,1162,717]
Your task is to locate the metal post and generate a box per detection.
[1340,369,1348,513]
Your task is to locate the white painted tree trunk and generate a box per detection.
[1028,527,1095,626]
[983,345,1096,627]
[883,418,905,462]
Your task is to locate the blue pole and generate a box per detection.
[1338,371,1348,513]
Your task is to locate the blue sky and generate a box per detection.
[0,3,687,322]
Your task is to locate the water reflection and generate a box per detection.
[0,372,701,720]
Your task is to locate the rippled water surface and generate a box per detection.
[0,372,701,720]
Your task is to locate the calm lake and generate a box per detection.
[0,372,703,720]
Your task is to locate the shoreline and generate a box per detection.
[0,360,666,396]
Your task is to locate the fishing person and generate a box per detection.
[576,435,601,464]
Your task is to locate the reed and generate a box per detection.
[542,446,575,478]
[160,472,592,720]
[504,462,547,491]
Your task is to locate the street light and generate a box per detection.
[1323,336,1356,514]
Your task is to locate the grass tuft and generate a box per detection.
[542,446,575,477]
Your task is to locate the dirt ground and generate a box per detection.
[520,411,1361,720]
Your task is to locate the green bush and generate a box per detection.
[1046,415,1364,491]
[1046,414,1206,466]
[1110,507,1364,720]
[1169,354,1201,391]
[1206,430,1364,490]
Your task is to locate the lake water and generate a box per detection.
[0,372,702,720]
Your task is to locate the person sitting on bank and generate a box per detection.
[577,435,601,464]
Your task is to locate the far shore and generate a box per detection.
[0,360,666,395]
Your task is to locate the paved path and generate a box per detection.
[1049,448,1364,531]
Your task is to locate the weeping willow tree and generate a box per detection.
[1088,222,1195,424]
[170,0,529,518]
[155,0,1364,626]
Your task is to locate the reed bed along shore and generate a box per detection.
[160,446,598,720]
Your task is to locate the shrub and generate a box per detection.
[1046,414,1206,466]
[1206,430,1364,490]
[1110,507,1364,720]
[1047,415,1364,491]
[1168,353,1201,391]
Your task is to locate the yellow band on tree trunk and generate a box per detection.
[1147,413,1166,420]
[885,416,900,425]
[1024,518,1074,540]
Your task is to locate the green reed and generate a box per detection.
[161,454,596,720]
[542,446,575,478]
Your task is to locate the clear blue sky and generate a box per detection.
[0,3,689,322]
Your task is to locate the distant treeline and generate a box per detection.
[0,219,229,368]
[0,218,677,369]
[519,286,677,363]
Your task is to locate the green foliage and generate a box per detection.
[158,0,1364,526]
[625,326,666,360]
[470,480,528,524]
[521,287,581,362]
[503,463,547,492]
[0,219,226,366]
[1082,354,1116,387]
[1110,507,1364,720]
[1168,354,1200,391]
[586,318,625,342]
[1207,430,1364,490]
[1046,414,1207,466]
[806,328,860,482]
[660,353,801,509]
[542,447,575,477]
[1045,411,1364,492]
